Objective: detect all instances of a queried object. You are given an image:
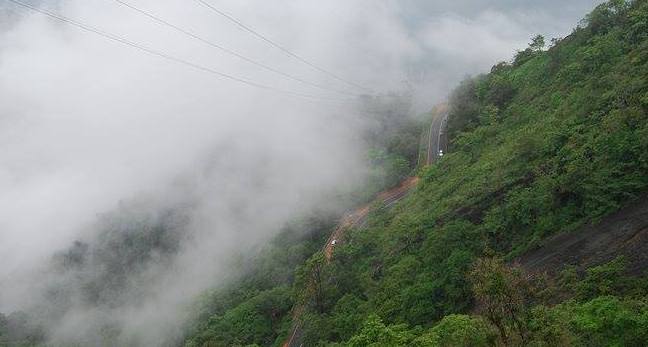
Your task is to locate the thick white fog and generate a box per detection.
[0,0,602,344]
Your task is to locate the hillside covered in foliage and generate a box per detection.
[290,0,648,345]
[178,1,648,346]
[178,94,427,347]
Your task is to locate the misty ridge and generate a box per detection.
[0,0,603,345]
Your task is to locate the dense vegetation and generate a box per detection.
[184,1,648,345]
[182,216,335,347]
[336,257,648,346]
[181,0,648,345]
[290,0,648,345]
[3,1,647,346]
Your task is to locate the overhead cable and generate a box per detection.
[193,0,372,94]
[110,0,358,97]
[6,0,353,102]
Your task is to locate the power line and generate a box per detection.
[193,0,372,94]
[109,0,358,97]
[5,0,353,102]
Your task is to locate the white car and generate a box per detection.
[438,150,444,157]
[331,239,337,245]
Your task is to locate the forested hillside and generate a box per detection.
[4,1,646,346]
[290,0,648,345]
[180,95,427,347]
[179,1,648,346]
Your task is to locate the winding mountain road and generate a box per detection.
[284,111,448,347]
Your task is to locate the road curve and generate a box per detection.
[427,112,448,165]
[284,112,448,347]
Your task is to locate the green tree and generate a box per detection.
[570,296,648,346]
[347,314,414,347]
[414,314,497,347]
[470,257,532,344]
[577,257,627,300]
[530,35,546,51]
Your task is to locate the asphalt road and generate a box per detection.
[427,112,448,165]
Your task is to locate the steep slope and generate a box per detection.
[281,108,448,347]
[172,1,648,346]
[519,191,648,276]
[291,1,648,345]
[180,96,427,347]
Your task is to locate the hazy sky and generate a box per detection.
[398,0,604,103]
[0,0,603,344]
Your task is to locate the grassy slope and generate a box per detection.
[296,0,648,345]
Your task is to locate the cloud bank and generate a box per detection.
[0,0,602,344]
